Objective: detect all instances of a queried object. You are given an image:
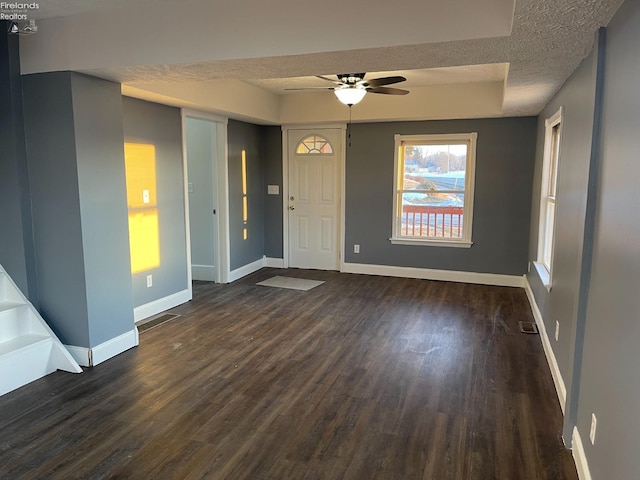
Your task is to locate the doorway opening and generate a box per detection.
[182,111,229,283]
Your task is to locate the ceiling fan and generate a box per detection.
[286,73,409,106]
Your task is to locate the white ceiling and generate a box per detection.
[19,0,625,123]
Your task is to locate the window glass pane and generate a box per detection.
[296,135,333,154]
[548,125,560,196]
[400,193,464,238]
[403,144,467,192]
[543,200,555,268]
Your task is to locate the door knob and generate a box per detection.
[289,205,295,210]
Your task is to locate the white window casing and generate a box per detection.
[536,107,563,289]
[390,132,477,248]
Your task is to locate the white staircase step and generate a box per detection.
[0,265,82,396]
[0,305,47,342]
[0,301,26,313]
[0,335,56,396]
[0,334,52,356]
[0,274,23,304]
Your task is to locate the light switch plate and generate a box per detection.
[267,185,280,195]
[143,189,150,204]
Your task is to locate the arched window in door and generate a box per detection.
[296,135,334,154]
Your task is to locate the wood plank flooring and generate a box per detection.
[0,269,578,479]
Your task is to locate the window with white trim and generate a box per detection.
[536,107,563,287]
[390,133,477,247]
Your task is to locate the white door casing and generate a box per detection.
[181,109,230,284]
[286,127,344,270]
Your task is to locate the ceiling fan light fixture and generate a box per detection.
[334,87,367,106]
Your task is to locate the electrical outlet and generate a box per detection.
[555,321,560,342]
[590,413,597,445]
[354,244,360,253]
[146,275,153,288]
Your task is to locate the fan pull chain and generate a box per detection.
[348,105,352,148]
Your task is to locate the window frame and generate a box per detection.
[390,132,477,248]
[535,107,563,289]
[296,134,334,155]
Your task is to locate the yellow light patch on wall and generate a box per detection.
[124,143,157,208]
[242,197,248,223]
[241,150,247,196]
[241,150,248,240]
[124,142,160,273]
[128,210,160,274]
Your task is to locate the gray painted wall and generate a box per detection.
[71,74,134,347]
[0,22,36,301]
[122,97,189,307]
[344,118,537,275]
[227,119,266,270]
[526,43,600,418]
[22,72,134,347]
[576,2,640,477]
[527,3,640,475]
[263,126,283,259]
[186,117,217,271]
[22,72,90,346]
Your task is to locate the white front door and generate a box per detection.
[287,128,343,270]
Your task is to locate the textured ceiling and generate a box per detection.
[29,0,625,118]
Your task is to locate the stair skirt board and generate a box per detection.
[0,265,82,397]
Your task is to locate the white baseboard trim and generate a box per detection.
[341,262,525,288]
[524,275,567,413]
[65,328,139,367]
[228,257,265,283]
[65,345,91,367]
[192,264,216,281]
[572,427,592,480]
[133,289,192,323]
[265,257,285,268]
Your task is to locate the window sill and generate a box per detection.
[533,261,552,291]
[389,238,473,248]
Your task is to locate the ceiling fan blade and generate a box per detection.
[316,75,341,84]
[367,86,410,95]
[363,76,407,87]
[284,87,335,91]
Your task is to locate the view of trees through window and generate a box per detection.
[403,144,467,201]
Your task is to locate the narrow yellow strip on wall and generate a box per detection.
[242,149,248,240]
[241,150,247,195]
[243,197,248,223]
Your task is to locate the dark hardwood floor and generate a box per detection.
[0,269,577,479]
